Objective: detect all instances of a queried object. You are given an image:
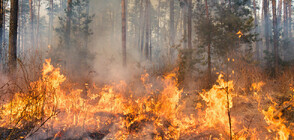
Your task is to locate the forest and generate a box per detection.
[0,0,294,139]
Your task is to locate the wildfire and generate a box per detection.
[0,59,293,139]
[237,30,243,38]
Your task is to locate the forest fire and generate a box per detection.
[0,60,293,139]
[1,0,294,139]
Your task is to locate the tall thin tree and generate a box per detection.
[183,0,187,48]
[264,0,270,51]
[253,0,260,61]
[8,0,19,73]
[288,0,292,37]
[122,0,127,66]
[36,0,41,50]
[187,0,192,50]
[272,0,279,74]
[205,0,212,86]
[65,0,72,48]
[284,0,288,38]
[0,0,3,64]
[139,0,145,57]
[170,0,174,46]
[144,0,150,60]
[29,0,34,49]
[48,0,53,47]
[85,0,90,48]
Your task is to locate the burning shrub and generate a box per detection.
[0,59,293,139]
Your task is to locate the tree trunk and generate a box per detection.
[187,0,192,50]
[8,0,18,73]
[288,0,292,37]
[139,0,145,58]
[169,0,174,62]
[17,0,22,54]
[65,0,72,48]
[2,1,5,45]
[36,0,40,50]
[85,0,90,48]
[144,0,150,60]
[0,0,3,64]
[205,0,211,86]
[183,0,187,48]
[21,6,25,54]
[272,0,279,74]
[253,0,260,61]
[264,0,270,52]
[278,0,282,22]
[29,0,34,50]
[48,0,53,47]
[121,0,127,67]
[284,0,288,38]
[149,20,152,61]
[170,0,174,46]
[138,0,143,52]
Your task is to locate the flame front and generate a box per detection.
[0,59,293,139]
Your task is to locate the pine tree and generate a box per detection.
[122,0,127,66]
[272,0,279,74]
[0,0,3,65]
[53,0,94,79]
[8,0,19,73]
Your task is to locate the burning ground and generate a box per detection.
[0,59,293,140]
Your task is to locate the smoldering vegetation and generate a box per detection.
[0,0,294,139]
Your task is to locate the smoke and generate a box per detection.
[79,0,162,83]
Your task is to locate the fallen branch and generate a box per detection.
[25,111,60,139]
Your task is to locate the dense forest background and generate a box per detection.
[0,0,293,85]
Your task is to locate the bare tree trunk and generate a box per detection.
[144,0,150,60]
[0,0,3,64]
[264,0,270,52]
[170,0,174,46]
[284,0,288,38]
[29,0,34,50]
[36,0,40,50]
[205,0,211,86]
[253,0,260,61]
[169,0,174,62]
[139,0,145,58]
[3,1,5,45]
[85,0,90,48]
[17,0,22,54]
[272,0,279,74]
[149,20,152,61]
[65,0,72,48]
[278,0,282,21]
[156,0,160,51]
[288,0,292,37]
[121,0,127,67]
[21,6,25,55]
[187,0,192,50]
[138,0,143,52]
[183,1,187,48]
[8,0,18,73]
[48,0,53,47]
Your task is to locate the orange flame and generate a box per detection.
[0,59,293,139]
[237,30,243,38]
